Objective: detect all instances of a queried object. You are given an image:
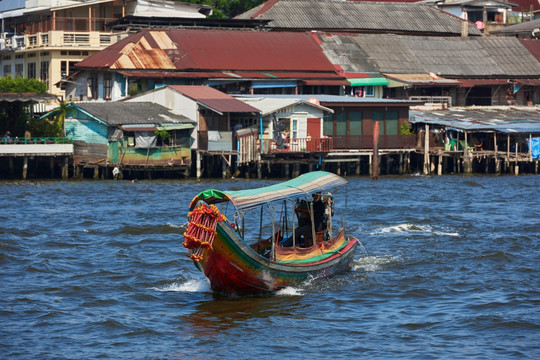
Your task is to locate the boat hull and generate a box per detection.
[193,222,358,295]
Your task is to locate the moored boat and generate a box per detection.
[183,171,359,295]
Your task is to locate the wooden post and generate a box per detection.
[9,157,14,177]
[463,131,473,173]
[437,154,443,175]
[93,167,99,180]
[196,152,202,179]
[293,163,300,178]
[368,154,372,176]
[356,159,361,176]
[22,156,28,180]
[514,141,519,175]
[50,157,55,178]
[399,153,404,175]
[423,124,429,175]
[373,121,380,180]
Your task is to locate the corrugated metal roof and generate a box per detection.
[168,86,261,113]
[235,0,481,36]
[0,92,57,103]
[318,33,540,77]
[77,29,338,74]
[384,73,461,86]
[490,18,540,36]
[518,39,540,64]
[236,94,417,105]
[410,107,540,133]
[73,102,195,126]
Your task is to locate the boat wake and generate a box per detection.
[151,278,210,293]
[370,223,459,237]
[276,286,304,296]
[353,255,402,272]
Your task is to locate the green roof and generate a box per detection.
[190,171,348,210]
[348,77,389,86]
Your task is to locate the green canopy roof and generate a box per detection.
[347,77,389,86]
[190,171,348,210]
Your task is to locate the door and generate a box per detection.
[306,118,321,151]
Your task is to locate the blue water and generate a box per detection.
[1,175,539,359]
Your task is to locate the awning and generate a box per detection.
[252,80,297,89]
[119,124,157,132]
[156,123,195,131]
[457,79,509,87]
[347,77,389,86]
[514,79,540,86]
[190,171,348,210]
[385,73,460,86]
[302,79,350,86]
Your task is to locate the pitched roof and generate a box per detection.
[76,29,338,73]
[167,86,261,113]
[318,33,540,77]
[73,102,194,126]
[234,96,333,116]
[490,18,540,36]
[235,0,481,36]
[410,107,540,133]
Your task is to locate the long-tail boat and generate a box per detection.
[183,171,359,295]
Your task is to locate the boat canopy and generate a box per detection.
[190,171,348,210]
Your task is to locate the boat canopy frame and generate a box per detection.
[189,171,349,211]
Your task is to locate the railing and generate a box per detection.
[0,137,73,145]
[27,17,117,34]
[409,96,452,105]
[64,33,90,45]
[269,137,334,153]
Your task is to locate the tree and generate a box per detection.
[0,76,48,137]
[182,0,265,19]
[41,100,73,137]
[0,75,47,94]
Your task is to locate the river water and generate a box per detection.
[1,175,539,359]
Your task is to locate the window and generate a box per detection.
[103,74,112,100]
[365,86,374,97]
[3,64,11,77]
[349,111,362,135]
[336,112,347,136]
[15,63,23,77]
[40,61,49,83]
[87,74,98,99]
[291,119,297,139]
[323,113,333,136]
[386,112,399,135]
[28,63,36,79]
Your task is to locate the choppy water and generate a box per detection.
[1,175,539,359]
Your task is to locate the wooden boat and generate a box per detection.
[183,171,359,295]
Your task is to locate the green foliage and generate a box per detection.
[181,0,265,18]
[400,121,414,135]
[0,75,47,94]
[42,100,74,137]
[154,129,171,140]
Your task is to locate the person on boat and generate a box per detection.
[293,193,328,247]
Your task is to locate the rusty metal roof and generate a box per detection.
[77,29,338,73]
[168,86,261,114]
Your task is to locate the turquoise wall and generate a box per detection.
[65,109,108,145]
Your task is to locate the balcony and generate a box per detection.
[268,137,334,153]
[27,17,117,34]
